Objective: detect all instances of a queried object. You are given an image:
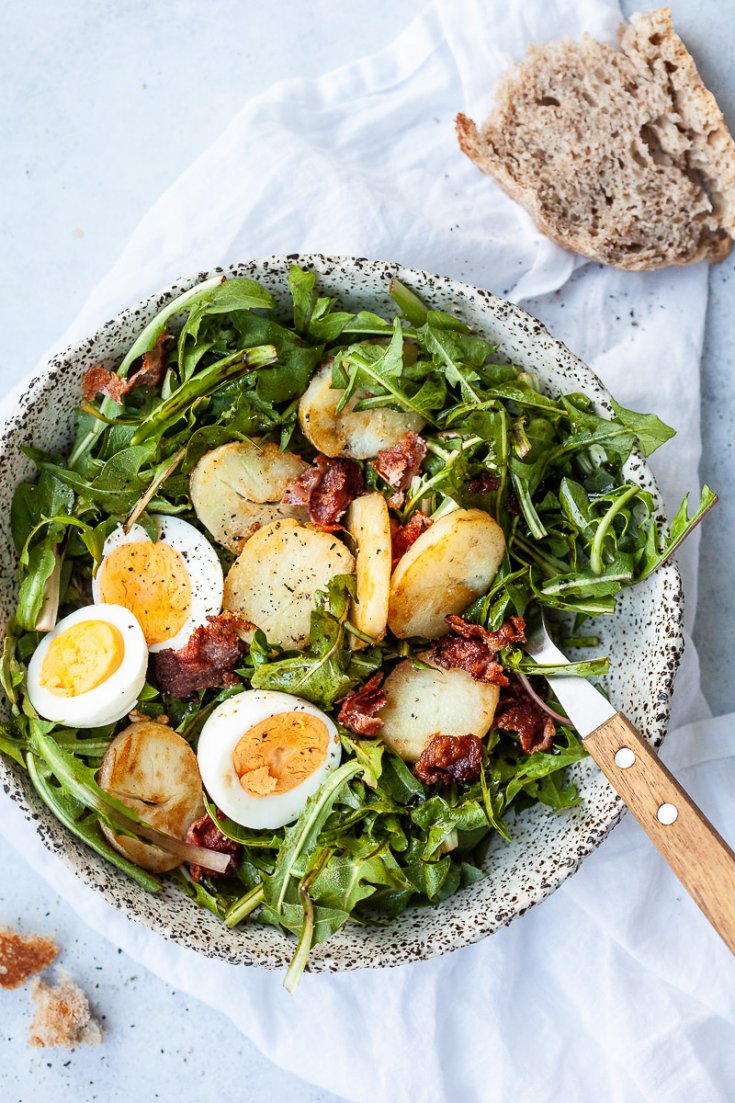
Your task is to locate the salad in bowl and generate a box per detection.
[0,260,712,988]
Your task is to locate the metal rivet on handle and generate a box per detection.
[614,747,635,769]
[657,803,678,825]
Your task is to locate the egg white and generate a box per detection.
[197,690,342,830]
[27,604,148,727]
[92,514,224,653]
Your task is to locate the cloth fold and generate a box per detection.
[1,0,733,1099]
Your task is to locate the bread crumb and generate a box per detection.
[28,968,103,1049]
[0,927,59,990]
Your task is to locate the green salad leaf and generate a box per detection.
[251,576,381,708]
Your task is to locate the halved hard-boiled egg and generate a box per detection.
[27,604,148,727]
[92,515,223,653]
[197,690,342,830]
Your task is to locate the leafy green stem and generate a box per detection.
[223,883,266,928]
[68,275,226,469]
[346,349,439,428]
[131,345,277,444]
[589,485,639,575]
[283,886,316,995]
[639,485,718,580]
[124,447,186,532]
[283,847,331,994]
[389,276,429,326]
[511,475,547,540]
[273,761,363,912]
[511,656,610,677]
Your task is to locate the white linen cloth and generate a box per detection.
[1,1,733,1099]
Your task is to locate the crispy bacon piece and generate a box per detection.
[447,615,526,652]
[283,454,364,531]
[82,333,171,403]
[390,511,433,568]
[495,679,556,754]
[467,472,500,495]
[133,333,171,389]
[154,612,251,698]
[428,615,526,686]
[370,431,427,507]
[465,472,523,515]
[186,814,241,883]
[430,635,507,685]
[414,734,484,786]
[82,364,128,403]
[337,673,386,736]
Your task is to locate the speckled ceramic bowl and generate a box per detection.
[0,255,683,971]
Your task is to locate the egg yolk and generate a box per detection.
[233,712,329,797]
[40,620,124,697]
[98,541,192,646]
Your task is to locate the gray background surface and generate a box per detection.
[1,2,733,1100]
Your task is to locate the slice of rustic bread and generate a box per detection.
[456,7,735,270]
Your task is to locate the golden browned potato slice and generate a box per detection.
[388,508,505,639]
[298,362,424,459]
[345,492,391,645]
[189,439,308,554]
[223,519,355,650]
[98,721,204,873]
[379,658,500,762]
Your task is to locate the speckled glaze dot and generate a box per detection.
[0,256,683,972]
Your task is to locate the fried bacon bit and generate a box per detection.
[449,615,526,653]
[133,333,171,389]
[467,472,500,495]
[414,734,484,786]
[81,364,127,403]
[153,612,252,698]
[495,678,556,754]
[430,636,506,685]
[283,454,364,531]
[428,615,526,686]
[370,430,427,507]
[0,928,58,990]
[82,332,171,403]
[390,511,432,569]
[186,814,241,883]
[337,673,386,736]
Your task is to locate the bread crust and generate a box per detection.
[0,927,58,990]
[457,7,735,271]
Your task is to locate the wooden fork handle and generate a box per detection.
[585,712,735,954]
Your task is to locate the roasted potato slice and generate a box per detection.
[98,721,205,873]
[223,518,355,650]
[388,508,505,639]
[379,658,500,762]
[190,440,308,554]
[299,362,424,459]
[345,492,391,644]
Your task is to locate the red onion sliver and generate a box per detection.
[516,671,573,729]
